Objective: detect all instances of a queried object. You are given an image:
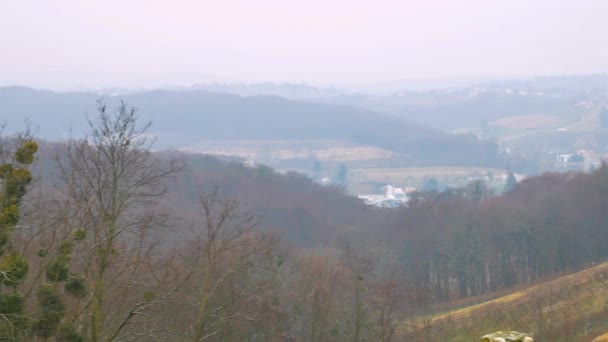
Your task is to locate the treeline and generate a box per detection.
[389,165,608,305]
[185,156,608,308]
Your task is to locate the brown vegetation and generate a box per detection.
[2,100,608,340]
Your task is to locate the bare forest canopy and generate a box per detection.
[0,86,504,167]
[1,99,608,340]
[28,135,608,340]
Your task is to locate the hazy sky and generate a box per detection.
[2,0,608,90]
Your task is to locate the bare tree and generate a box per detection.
[372,271,405,342]
[183,188,277,341]
[55,100,182,341]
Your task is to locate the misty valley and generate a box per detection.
[3,2,608,340]
[0,74,607,341]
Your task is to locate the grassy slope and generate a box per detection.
[399,261,608,341]
[594,332,608,342]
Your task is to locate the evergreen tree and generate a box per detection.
[600,106,608,128]
[0,140,37,338]
[313,159,322,178]
[336,163,348,186]
[423,177,439,192]
[505,170,518,192]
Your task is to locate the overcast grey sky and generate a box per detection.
[2,0,608,90]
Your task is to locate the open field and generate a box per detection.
[399,261,608,341]
[561,109,602,133]
[352,166,506,179]
[348,166,512,194]
[183,139,394,162]
[182,142,518,194]
[350,166,507,188]
[490,114,567,130]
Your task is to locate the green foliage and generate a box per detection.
[47,259,69,282]
[0,139,37,338]
[33,284,65,338]
[0,164,13,179]
[143,290,156,302]
[0,252,29,286]
[37,284,64,313]
[58,241,73,256]
[71,228,86,242]
[57,324,83,342]
[1,168,32,206]
[0,292,24,315]
[0,292,29,332]
[11,168,32,185]
[0,233,7,254]
[0,141,37,263]
[33,316,59,337]
[0,205,19,228]
[64,275,87,298]
[15,141,38,165]
[47,240,73,282]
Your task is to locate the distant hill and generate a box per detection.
[205,75,607,134]
[352,74,608,131]
[124,76,608,159]
[0,86,503,167]
[172,82,350,101]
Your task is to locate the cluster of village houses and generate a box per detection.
[556,149,604,171]
[357,184,416,208]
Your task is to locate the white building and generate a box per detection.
[358,184,413,208]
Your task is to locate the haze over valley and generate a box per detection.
[2,1,608,341]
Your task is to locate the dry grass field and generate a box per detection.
[399,262,608,341]
[490,114,566,130]
[183,139,394,161]
[350,166,506,185]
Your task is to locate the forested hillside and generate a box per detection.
[1,101,608,340]
[175,152,608,305]
[1,86,503,167]
[390,166,608,303]
[5,0,608,340]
